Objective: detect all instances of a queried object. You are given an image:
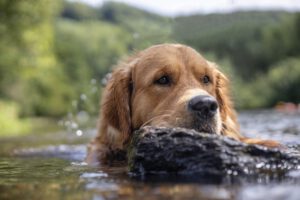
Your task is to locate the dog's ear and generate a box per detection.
[86,59,137,164]
[98,60,136,150]
[209,62,281,148]
[209,62,241,139]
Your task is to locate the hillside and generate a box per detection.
[61,1,173,49]
[1,0,299,129]
[58,2,300,108]
[173,11,293,77]
[173,11,290,43]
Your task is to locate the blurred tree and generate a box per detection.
[54,20,131,114]
[0,0,63,116]
[173,11,292,80]
[265,58,300,105]
[1,0,299,123]
[100,2,117,23]
[98,2,173,50]
[61,1,97,21]
[262,13,300,65]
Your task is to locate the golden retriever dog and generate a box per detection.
[86,43,280,165]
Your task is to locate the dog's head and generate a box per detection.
[99,44,240,148]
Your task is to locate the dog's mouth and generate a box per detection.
[191,121,216,134]
[151,115,219,134]
[143,109,221,135]
[174,111,221,134]
[193,111,220,133]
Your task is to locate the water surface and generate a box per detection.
[1,110,300,200]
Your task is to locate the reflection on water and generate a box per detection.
[0,110,300,200]
[239,110,300,145]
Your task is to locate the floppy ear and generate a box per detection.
[86,59,136,164]
[213,64,281,148]
[99,65,133,149]
[211,63,241,140]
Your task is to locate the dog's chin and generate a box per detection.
[184,118,219,134]
[190,123,216,134]
[148,116,220,134]
[156,120,218,134]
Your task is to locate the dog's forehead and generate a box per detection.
[135,44,209,71]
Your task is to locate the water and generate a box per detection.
[0,110,300,200]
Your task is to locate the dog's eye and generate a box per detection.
[202,75,210,84]
[155,76,171,85]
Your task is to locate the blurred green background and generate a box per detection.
[0,0,299,136]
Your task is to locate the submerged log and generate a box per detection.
[128,126,300,177]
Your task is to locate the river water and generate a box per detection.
[0,110,300,200]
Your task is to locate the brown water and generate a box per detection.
[0,110,300,200]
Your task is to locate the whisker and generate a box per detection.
[175,117,183,125]
[141,114,172,127]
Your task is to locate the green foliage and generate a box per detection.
[98,2,173,49]
[0,0,65,117]
[0,101,31,136]
[236,58,300,109]
[55,20,131,81]
[54,19,132,115]
[262,14,300,64]
[264,58,300,105]
[174,11,292,79]
[0,0,60,98]
[99,2,169,25]
[20,66,74,117]
[174,11,300,109]
[61,1,97,20]
[0,0,300,136]
[60,1,173,50]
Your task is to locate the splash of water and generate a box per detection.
[59,78,100,137]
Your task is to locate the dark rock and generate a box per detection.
[128,126,300,178]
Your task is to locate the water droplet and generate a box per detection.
[256,162,265,169]
[76,130,83,136]
[64,120,70,127]
[80,172,108,178]
[71,122,78,129]
[71,162,87,166]
[133,32,140,39]
[288,170,300,178]
[77,111,89,123]
[90,79,97,85]
[80,94,87,101]
[278,164,282,168]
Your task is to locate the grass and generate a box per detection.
[0,101,62,137]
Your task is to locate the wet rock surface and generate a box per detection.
[128,126,300,177]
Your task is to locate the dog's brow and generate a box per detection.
[143,64,173,78]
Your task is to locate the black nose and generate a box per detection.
[188,95,218,117]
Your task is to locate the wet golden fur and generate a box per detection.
[86,44,279,165]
